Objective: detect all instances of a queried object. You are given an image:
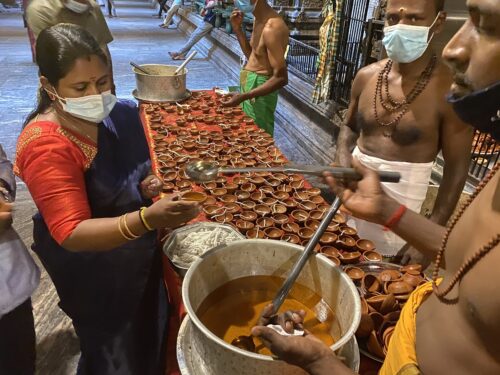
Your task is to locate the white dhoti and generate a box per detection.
[350,147,434,257]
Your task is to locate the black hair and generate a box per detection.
[24,23,107,127]
[435,0,445,12]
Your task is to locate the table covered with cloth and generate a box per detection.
[138,89,381,374]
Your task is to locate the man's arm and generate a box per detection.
[238,23,288,101]
[0,145,15,200]
[334,66,374,167]
[230,10,252,59]
[431,103,473,225]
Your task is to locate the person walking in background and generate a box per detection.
[159,0,182,29]
[168,0,216,60]
[0,144,40,375]
[156,0,169,18]
[105,0,117,18]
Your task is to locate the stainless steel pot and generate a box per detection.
[182,239,361,374]
[133,64,188,102]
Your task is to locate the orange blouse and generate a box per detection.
[15,121,97,245]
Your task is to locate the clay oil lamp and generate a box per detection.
[337,235,356,251]
[235,219,254,234]
[259,186,274,195]
[291,209,309,223]
[235,190,251,200]
[203,196,217,206]
[281,222,300,234]
[356,239,376,253]
[362,250,383,262]
[290,180,306,190]
[327,223,340,234]
[163,171,177,182]
[202,182,217,190]
[230,123,240,130]
[210,188,227,197]
[203,205,225,218]
[241,183,257,193]
[272,213,289,225]
[402,272,424,287]
[310,210,324,221]
[254,204,271,217]
[320,246,340,259]
[152,134,164,141]
[301,241,321,252]
[262,197,278,206]
[276,184,293,194]
[379,294,399,316]
[271,204,287,215]
[219,194,237,204]
[256,217,274,229]
[243,117,254,124]
[307,187,321,196]
[170,144,183,153]
[326,256,341,266]
[356,299,374,339]
[293,191,310,202]
[339,251,361,264]
[340,226,358,238]
[233,107,243,115]
[247,228,265,239]
[298,201,317,211]
[333,212,347,224]
[223,203,241,214]
[298,227,314,241]
[214,212,234,224]
[183,141,196,151]
[362,274,382,293]
[239,210,258,222]
[214,176,227,186]
[165,106,176,113]
[250,191,266,202]
[204,116,215,125]
[305,219,320,231]
[320,232,338,246]
[176,118,187,127]
[310,196,325,205]
[281,233,300,244]
[162,182,175,193]
[249,176,266,186]
[180,191,207,203]
[190,128,200,136]
[200,106,210,114]
[223,183,238,193]
[264,227,284,240]
[401,264,422,274]
[178,169,190,180]
[345,266,365,283]
[288,174,303,182]
[190,103,200,110]
[162,160,177,169]
[155,146,167,153]
[384,280,414,297]
[240,200,256,210]
[379,270,402,283]
[265,178,281,188]
[272,191,290,201]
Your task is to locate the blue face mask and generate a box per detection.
[382,15,439,63]
[235,0,255,14]
[448,81,500,141]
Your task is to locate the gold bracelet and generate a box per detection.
[139,207,154,231]
[122,213,140,239]
[118,215,134,241]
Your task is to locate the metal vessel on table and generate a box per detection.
[132,64,190,102]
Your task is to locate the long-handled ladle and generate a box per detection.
[185,160,401,184]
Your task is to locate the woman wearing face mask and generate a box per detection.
[15,24,200,375]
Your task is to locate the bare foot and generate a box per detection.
[172,54,186,60]
[168,52,179,58]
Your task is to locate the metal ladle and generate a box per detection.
[130,61,152,75]
[185,161,401,183]
[231,196,344,352]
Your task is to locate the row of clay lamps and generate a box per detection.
[347,264,424,358]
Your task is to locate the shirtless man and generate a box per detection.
[334,0,473,263]
[253,1,500,373]
[221,0,289,136]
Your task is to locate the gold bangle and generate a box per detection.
[122,213,140,239]
[118,215,134,241]
[139,207,154,231]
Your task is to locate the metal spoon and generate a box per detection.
[230,196,344,352]
[174,50,197,75]
[130,62,152,75]
[185,160,401,183]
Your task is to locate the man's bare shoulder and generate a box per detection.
[355,59,386,83]
[263,16,289,35]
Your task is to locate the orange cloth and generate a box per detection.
[15,121,96,245]
[379,280,440,375]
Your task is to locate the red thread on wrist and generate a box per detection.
[383,205,407,231]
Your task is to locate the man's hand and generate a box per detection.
[323,159,396,225]
[221,92,245,107]
[0,197,13,235]
[140,174,162,199]
[258,303,305,333]
[230,9,244,32]
[397,244,433,269]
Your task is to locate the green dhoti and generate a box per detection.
[239,69,278,136]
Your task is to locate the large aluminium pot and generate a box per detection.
[133,64,188,102]
[182,239,361,374]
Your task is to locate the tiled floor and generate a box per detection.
[0,1,234,373]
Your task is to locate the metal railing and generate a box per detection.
[469,131,500,182]
[286,38,319,84]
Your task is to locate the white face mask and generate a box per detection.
[49,89,117,123]
[382,14,439,63]
[64,0,90,14]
